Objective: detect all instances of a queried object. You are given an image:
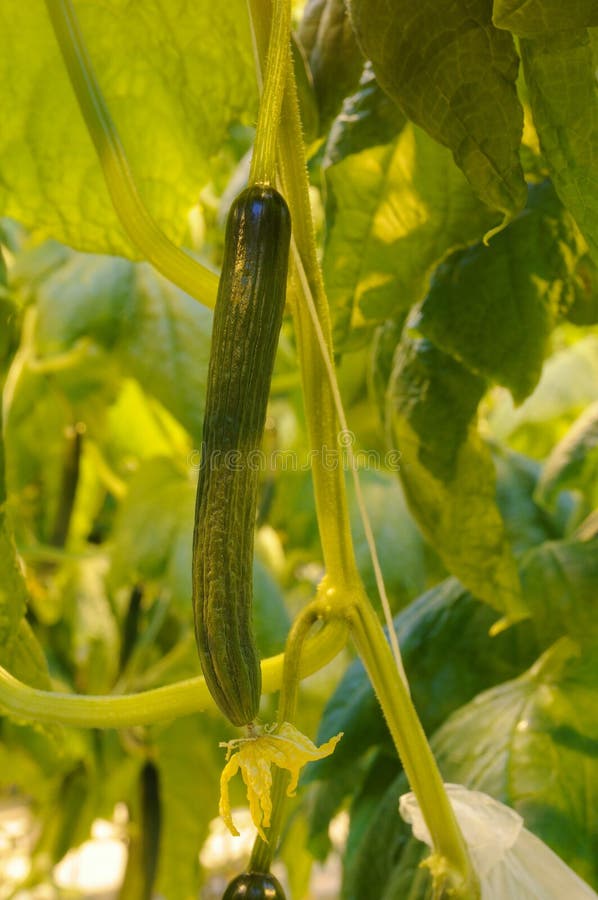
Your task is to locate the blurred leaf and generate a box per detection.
[297,0,364,129]
[486,335,598,456]
[519,535,598,648]
[0,0,256,255]
[347,0,526,218]
[252,558,291,658]
[154,715,224,900]
[521,29,598,261]
[368,318,406,425]
[388,336,526,620]
[34,253,213,443]
[280,808,314,900]
[432,640,598,888]
[348,470,431,611]
[53,556,121,693]
[110,457,195,611]
[536,402,598,508]
[492,446,561,555]
[414,181,589,403]
[323,123,498,346]
[494,0,598,36]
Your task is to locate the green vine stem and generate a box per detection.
[0,619,347,729]
[43,0,219,308]
[248,0,291,186]
[347,600,480,897]
[248,0,358,587]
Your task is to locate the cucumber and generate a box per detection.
[192,184,291,726]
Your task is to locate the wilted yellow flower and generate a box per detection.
[219,722,343,840]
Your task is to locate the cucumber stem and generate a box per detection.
[248,0,291,186]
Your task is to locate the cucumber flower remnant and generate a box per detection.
[399,784,597,898]
[219,722,343,840]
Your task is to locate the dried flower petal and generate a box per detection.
[219,722,343,839]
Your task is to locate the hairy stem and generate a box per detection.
[249,0,291,186]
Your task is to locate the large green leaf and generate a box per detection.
[347,0,526,218]
[432,640,598,888]
[322,65,406,167]
[297,0,364,129]
[387,336,526,620]
[414,181,589,403]
[344,641,598,897]
[520,29,598,261]
[494,0,598,36]
[519,536,598,648]
[0,0,256,256]
[323,123,498,346]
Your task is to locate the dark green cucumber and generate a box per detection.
[192,184,291,726]
[223,871,287,899]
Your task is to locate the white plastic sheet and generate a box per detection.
[399,784,597,899]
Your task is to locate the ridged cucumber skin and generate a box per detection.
[192,185,291,726]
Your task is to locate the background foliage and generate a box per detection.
[1,0,597,898]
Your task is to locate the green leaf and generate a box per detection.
[414,181,589,403]
[323,123,498,345]
[519,535,598,647]
[297,0,364,129]
[154,716,225,900]
[536,401,598,508]
[0,0,256,256]
[34,253,213,443]
[494,0,598,36]
[388,336,526,620]
[520,29,598,261]
[347,0,526,217]
[323,65,406,167]
[432,640,598,888]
